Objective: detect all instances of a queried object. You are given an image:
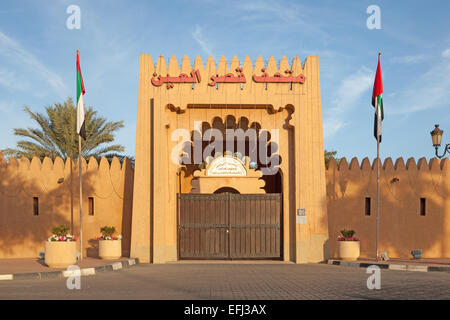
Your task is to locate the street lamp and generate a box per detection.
[430,124,450,159]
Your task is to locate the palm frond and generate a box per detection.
[6,97,125,161]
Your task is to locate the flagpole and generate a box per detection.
[375,52,381,261]
[77,49,83,261]
[376,131,380,261]
[79,132,83,261]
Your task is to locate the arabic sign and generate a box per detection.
[151,70,201,88]
[253,68,305,84]
[206,156,247,177]
[208,67,246,86]
[151,67,305,87]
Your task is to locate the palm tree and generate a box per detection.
[3,97,125,161]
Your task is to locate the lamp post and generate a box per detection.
[430,124,450,159]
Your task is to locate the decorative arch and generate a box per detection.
[214,187,240,194]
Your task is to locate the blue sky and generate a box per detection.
[1,0,450,162]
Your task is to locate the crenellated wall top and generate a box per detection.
[0,152,133,172]
[138,54,321,112]
[326,157,449,172]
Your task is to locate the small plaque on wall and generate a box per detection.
[296,216,307,225]
[207,156,247,177]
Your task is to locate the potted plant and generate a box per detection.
[337,229,360,261]
[45,225,77,268]
[98,226,122,260]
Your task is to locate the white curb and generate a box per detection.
[407,265,428,272]
[81,268,96,276]
[62,270,82,278]
[0,258,138,281]
[388,264,407,271]
[111,262,122,270]
[327,259,441,273]
[0,274,13,281]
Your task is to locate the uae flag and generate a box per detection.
[372,54,384,142]
[76,50,86,140]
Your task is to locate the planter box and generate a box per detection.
[45,241,77,268]
[99,239,122,260]
[338,241,360,261]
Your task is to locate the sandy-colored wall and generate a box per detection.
[131,54,329,264]
[326,157,450,259]
[3,149,449,260]
[0,152,133,259]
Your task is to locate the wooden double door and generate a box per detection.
[178,193,282,259]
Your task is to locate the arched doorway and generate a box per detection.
[177,115,283,260]
[214,187,240,194]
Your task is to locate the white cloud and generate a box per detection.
[323,118,345,139]
[331,67,373,111]
[442,48,450,58]
[192,25,214,57]
[392,54,427,64]
[0,31,67,95]
[238,1,303,24]
[324,66,374,138]
[234,0,328,41]
[0,68,28,92]
[389,58,450,115]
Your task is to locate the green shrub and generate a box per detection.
[51,225,70,237]
[100,226,116,237]
[340,229,356,238]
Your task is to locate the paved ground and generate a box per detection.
[0,263,448,300]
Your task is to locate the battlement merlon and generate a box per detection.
[326,156,449,172]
